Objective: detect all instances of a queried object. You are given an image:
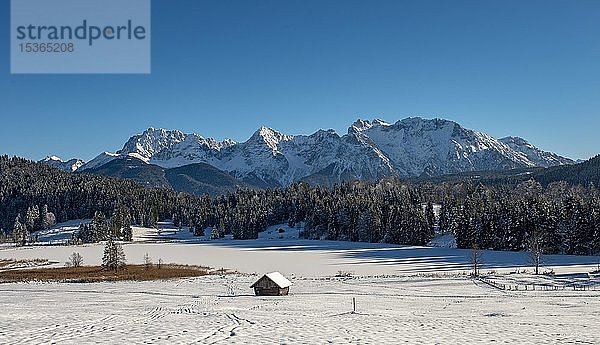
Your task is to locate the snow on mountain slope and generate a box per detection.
[500,136,575,167]
[81,129,235,171]
[151,133,236,168]
[220,127,395,186]
[40,156,85,172]
[349,118,541,177]
[214,127,295,186]
[80,117,574,186]
[79,152,121,171]
[118,128,188,162]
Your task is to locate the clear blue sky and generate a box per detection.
[1,0,599,161]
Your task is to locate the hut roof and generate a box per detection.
[251,272,292,288]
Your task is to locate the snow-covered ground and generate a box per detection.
[132,221,302,242]
[427,233,457,248]
[2,221,600,343]
[1,275,599,344]
[3,221,600,276]
[31,219,90,245]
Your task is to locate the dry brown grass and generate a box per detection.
[0,259,49,269]
[0,264,210,283]
[0,259,19,268]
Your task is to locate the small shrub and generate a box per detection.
[66,252,83,268]
[336,270,353,277]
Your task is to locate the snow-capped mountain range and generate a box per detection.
[40,156,85,172]
[46,117,575,187]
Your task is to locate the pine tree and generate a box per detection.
[25,207,37,233]
[122,218,133,242]
[77,223,92,243]
[425,202,436,235]
[356,209,371,242]
[92,211,109,241]
[110,208,132,241]
[193,224,206,237]
[211,220,225,240]
[102,237,126,272]
[40,204,56,230]
[12,215,28,246]
[369,207,383,243]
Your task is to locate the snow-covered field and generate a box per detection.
[1,275,599,344]
[30,219,90,245]
[1,221,599,276]
[1,221,600,343]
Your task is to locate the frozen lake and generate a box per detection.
[1,222,599,277]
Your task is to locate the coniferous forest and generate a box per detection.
[1,155,599,256]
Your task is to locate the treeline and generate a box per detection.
[533,155,600,187]
[11,204,56,245]
[440,180,600,255]
[2,156,600,256]
[176,179,600,255]
[0,156,180,240]
[77,209,132,244]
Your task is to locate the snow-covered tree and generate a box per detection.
[25,206,39,232]
[110,207,132,241]
[102,237,126,272]
[143,252,153,269]
[40,205,56,230]
[12,215,28,246]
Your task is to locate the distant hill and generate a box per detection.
[533,155,600,186]
[82,156,252,196]
[81,156,170,189]
[405,155,600,187]
[165,163,253,196]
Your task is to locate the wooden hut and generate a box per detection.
[250,272,292,296]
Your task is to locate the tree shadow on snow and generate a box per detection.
[201,239,600,273]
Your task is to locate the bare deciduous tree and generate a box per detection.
[66,252,83,268]
[470,244,483,277]
[528,233,544,275]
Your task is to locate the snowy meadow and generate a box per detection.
[1,222,600,344]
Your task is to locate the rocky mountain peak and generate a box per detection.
[79,117,575,186]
